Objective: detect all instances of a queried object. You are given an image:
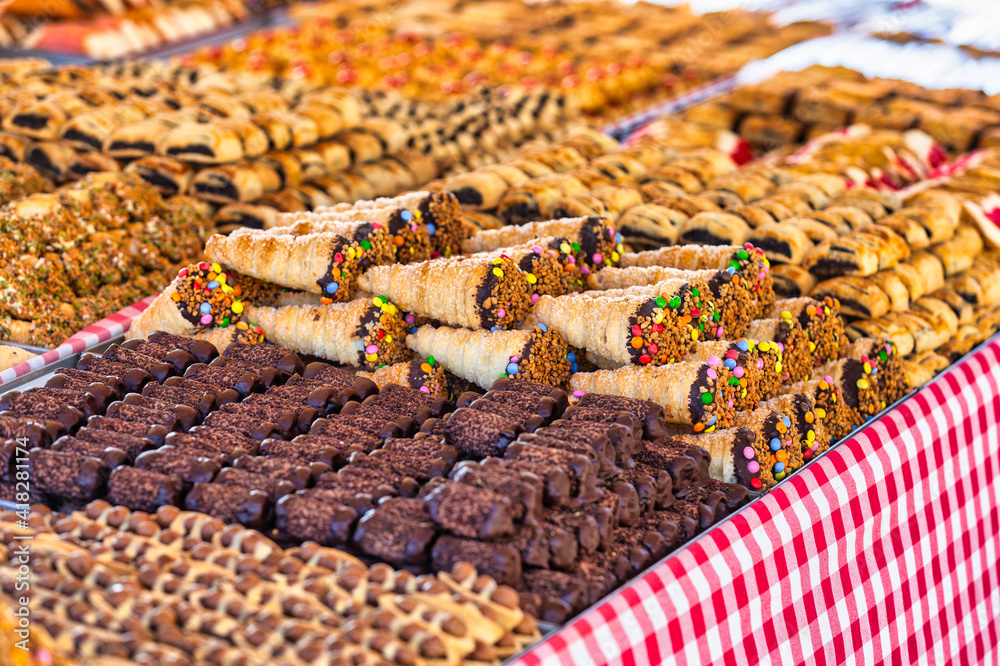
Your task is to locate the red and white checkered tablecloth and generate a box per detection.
[0,295,156,386]
[513,336,1000,666]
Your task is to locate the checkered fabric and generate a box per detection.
[0,295,156,385]
[513,335,1000,666]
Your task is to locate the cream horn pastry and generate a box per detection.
[768,297,845,367]
[811,358,881,426]
[568,361,736,432]
[296,204,432,265]
[619,242,773,317]
[193,319,266,351]
[760,393,821,463]
[484,237,584,301]
[670,427,764,490]
[128,262,245,340]
[359,255,530,331]
[346,191,466,259]
[462,216,622,272]
[245,298,409,370]
[686,339,782,411]
[205,229,365,302]
[745,318,810,384]
[359,357,449,399]
[841,337,905,405]
[408,323,571,390]
[587,265,755,338]
[781,378,848,447]
[529,289,698,367]
[732,406,800,488]
[262,216,394,269]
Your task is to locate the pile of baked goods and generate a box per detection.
[0,0,267,60]
[192,0,830,119]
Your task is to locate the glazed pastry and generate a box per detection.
[898,251,946,298]
[930,225,983,276]
[359,255,530,331]
[25,141,77,182]
[213,203,279,231]
[495,174,588,225]
[780,217,838,244]
[811,276,891,319]
[568,361,736,432]
[205,229,365,300]
[408,324,571,390]
[462,216,620,271]
[246,298,408,369]
[868,272,911,312]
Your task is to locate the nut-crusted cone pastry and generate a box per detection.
[461,216,622,271]
[128,262,245,340]
[587,266,754,338]
[407,323,571,390]
[308,196,436,264]
[262,216,395,268]
[359,357,448,398]
[746,318,810,384]
[761,393,822,463]
[811,358,881,425]
[685,339,782,411]
[205,229,363,301]
[245,297,409,369]
[359,255,530,331]
[619,242,774,316]
[780,378,845,449]
[529,290,696,367]
[568,361,736,432]
[734,407,802,487]
[841,336,905,405]
[193,319,265,351]
[767,297,845,366]
[483,237,584,301]
[670,427,764,490]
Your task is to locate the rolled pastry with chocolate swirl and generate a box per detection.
[246,298,410,370]
[129,263,245,339]
[670,427,764,490]
[359,357,449,399]
[205,229,365,301]
[359,255,530,331]
[408,324,572,390]
[568,361,736,432]
[462,216,621,271]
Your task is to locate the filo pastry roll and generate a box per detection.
[587,264,756,338]
[686,339,782,411]
[483,237,583,301]
[358,357,448,398]
[760,393,822,463]
[245,298,409,370]
[568,361,737,432]
[408,323,572,390]
[304,201,433,265]
[619,242,774,317]
[205,229,366,302]
[781,378,849,447]
[528,287,703,367]
[745,317,810,384]
[261,216,394,269]
[462,216,622,272]
[670,428,765,490]
[840,337,906,406]
[767,297,846,367]
[359,255,531,331]
[811,358,882,424]
[128,262,245,339]
[733,407,802,488]
[125,155,194,197]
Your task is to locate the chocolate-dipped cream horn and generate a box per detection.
[733,406,801,487]
[204,228,366,301]
[618,243,774,316]
[587,265,756,338]
[128,262,245,339]
[359,255,530,331]
[760,393,822,463]
[670,427,765,490]
[484,237,584,301]
[310,191,466,258]
[408,324,572,390]
[811,358,881,427]
[528,289,699,368]
[840,337,906,405]
[746,317,810,384]
[767,297,845,367]
[568,361,737,432]
[246,297,410,370]
[358,357,449,398]
[192,319,266,350]
[686,339,782,411]
[461,216,622,271]
[261,215,395,268]
[780,378,846,448]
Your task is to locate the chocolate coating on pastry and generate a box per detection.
[561,405,642,438]
[575,393,666,441]
[478,390,562,421]
[354,497,438,566]
[632,441,699,494]
[120,339,197,373]
[503,442,601,502]
[203,403,296,440]
[341,400,418,434]
[106,466,184,512]
[183,363,265,397]
[316,467,398,500]
[450,461,543,526]
[165,428,260,459]
[501,525,553,569]
[545,510,601,554]
[485,456,573,508]
[102,345,177,383]
[547,418,639,463]
[215,467,297,500]
[275,490,358,545]
[705,479,751,510]
[441,408,521,457]
[234,455,316,488]
[117,395,200,432]
[423,481,515,539]
[147,331,219,363]
[0,388,94,428]
[43,375,120,408]
[185,483,270,530]
[468,398,545,432]
[74,357,154,394]
[135,449,221,485]
[223,342,305,377]
[139,384,216,417]
[521,570,586,621]
[489,376,570,405]
[0,413,66,448]
[84,417,167,447]
[49,437,129,470]
[301,361,358,390]
[310,414,404,441]
[523,428,619,477]
[29,450,106,501]
[431,535,522,587]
